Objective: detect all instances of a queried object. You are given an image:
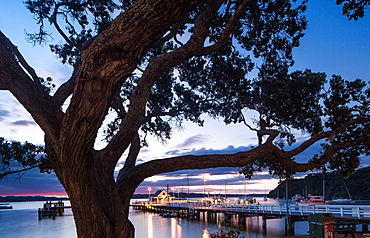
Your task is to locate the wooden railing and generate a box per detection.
[162,202,370,220]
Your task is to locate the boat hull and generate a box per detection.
[0,203,13,209]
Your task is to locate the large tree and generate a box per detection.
[0,0,369,237]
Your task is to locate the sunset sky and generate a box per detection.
[0,1,369,197]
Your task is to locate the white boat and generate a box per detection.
[327,197,353,205]
[0,203,13,209]
[332,197,352,202]
[292,194,304,202]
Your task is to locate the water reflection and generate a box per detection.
[171,217,181,237]
[202,228,209,238]
[148,212,153,238]
[130,208,292,238]
[0,199,309,238]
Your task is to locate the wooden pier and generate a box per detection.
[131,202,370,236]
[38,201,71,220]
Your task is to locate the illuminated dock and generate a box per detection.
[132,202,370,236]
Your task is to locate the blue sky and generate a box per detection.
[0,1,369,197]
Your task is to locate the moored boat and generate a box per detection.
[331,197,353,202]
[0,203,13,209]
[292,194,304,202]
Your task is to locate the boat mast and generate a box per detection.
[342,177,352,200]
[322,167,326,201]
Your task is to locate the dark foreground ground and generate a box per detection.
[286,235,369,238]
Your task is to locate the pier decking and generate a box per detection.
[163,202,370,221]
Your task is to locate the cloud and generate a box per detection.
[137,168,277,195]
[135,140,350,194]
[10,120,37,126]
[0,104,10,121]
[178,134,208,148]
[165,144,252,156]
[0,109,10,117]
[0,168,66,196]
[36,60,73,87]
[140,167,275,188]
[0,110,10,122]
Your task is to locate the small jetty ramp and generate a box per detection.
[38,201,71,220]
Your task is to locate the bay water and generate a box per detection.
[0,199,309,237]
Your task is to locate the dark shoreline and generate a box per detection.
[0,196,69,202]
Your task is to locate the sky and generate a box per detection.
[0,1,369,197]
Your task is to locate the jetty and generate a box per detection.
[38,201,71,220]
[131,201,370,236]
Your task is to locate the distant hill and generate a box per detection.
[0,196,69,202]
[268,166,370,200]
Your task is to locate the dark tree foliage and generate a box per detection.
[25,0,120,64]
[23,0,309,146]
[324,77,370,177]
[0,138,50,179]
[8,0,310,177]
[240,74,370,179]
[1,0,369,181]
[269,167,370,199]
[336,0,370,20]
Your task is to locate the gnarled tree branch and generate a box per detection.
[0,31,63,145]
[102,0,250,162]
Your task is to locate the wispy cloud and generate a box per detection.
[10,120,37,126]
[177,134,208,148]
[0,168,66,196]
[0,109,10,121]
[165,144,252,157]
[0,103,10,121]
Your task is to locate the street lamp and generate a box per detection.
[203,177,207,198]
[147,187,152,202]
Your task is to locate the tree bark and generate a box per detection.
[54,151,134,237]
[51,1,208,237]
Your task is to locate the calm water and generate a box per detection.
[0,199,309,238]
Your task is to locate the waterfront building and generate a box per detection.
[151,190,175,203]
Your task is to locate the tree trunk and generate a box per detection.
[55,154,135,238]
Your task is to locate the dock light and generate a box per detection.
[147,187,152,200]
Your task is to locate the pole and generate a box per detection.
[322,167,326,201]
[224,180,227,200]
[342,177,352,200]
[148,187,151,202]
[203,177,207,198]
[285,179,290,236]
[187,175,190,201]
[244,177,246,201]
